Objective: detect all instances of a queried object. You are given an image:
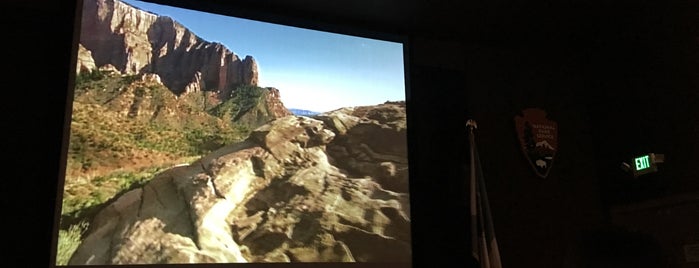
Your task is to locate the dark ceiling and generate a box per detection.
[137,0,697,47]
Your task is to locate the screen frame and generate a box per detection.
[50,0,414,267]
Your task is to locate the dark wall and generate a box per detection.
[464,44,605,267]
[404,1,609,265]
[7,0,699,267]
[585,1,699,207]
[413,2,699,266]
[406,35,606,267]
[408,38,472,267]
[5,0,75,267]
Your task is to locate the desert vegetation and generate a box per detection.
[55,220,89,265]
[56,71,259,263]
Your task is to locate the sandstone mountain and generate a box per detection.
[67,102,411,264]
[77,0,258,97]
[64,70,288,180]
[209,86,293,129]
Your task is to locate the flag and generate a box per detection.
[468,120,503,268]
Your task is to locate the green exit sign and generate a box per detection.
[634,155,651,171]
[631,153,660,177]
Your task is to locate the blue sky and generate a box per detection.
[120,0,406,112]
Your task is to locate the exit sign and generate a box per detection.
[631,153,659,177]
[634,155,651,171]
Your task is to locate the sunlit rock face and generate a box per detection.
[76,44,97,74]
[318,102,410,194]
[68,103,411,264]
[265,88,292,119]
[78,0,258,95]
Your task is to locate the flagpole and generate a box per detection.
[468,119,503,268]
[477,188,492,268]
[467,119,480,263]
[474,128,502,268]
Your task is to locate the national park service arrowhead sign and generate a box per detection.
[514,108,558,178]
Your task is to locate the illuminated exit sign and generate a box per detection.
[634,155,651,171]
[630,153,661,177]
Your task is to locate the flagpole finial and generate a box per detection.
[467,119,478,130]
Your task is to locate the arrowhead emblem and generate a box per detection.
[514,108,558,178]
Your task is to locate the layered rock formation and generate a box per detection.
[77,0,258,95]
[76,44,97,74]
[68,102,411,264]
[232,87,293,128]
[318,102,409,193]
[71,71,288,132]
[74,72,197,122]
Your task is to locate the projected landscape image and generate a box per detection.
[54,0,410,265]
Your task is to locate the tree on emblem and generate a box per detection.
[515,108,558,178]
[523,121,535,151]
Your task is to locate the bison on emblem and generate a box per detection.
[515,108,558,178]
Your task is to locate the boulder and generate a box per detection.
[68,103,411,264]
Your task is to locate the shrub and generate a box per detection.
[75,69,105,85]
[55,220,89,265]
[235,85,264,111]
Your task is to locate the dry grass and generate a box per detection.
[55,220,89,265]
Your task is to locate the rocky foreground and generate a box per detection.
[68,102,411,264]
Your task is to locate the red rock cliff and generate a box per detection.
[78,0,258,95]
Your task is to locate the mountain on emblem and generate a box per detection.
[514,108,558,178]
[535,140,554,150]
